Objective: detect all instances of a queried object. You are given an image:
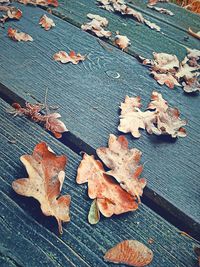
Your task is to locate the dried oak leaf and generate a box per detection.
[118,95,156,138]
[96,134,146,202]
[147,5,174,16]
[17,0,58,7]
[39,14,55,30]
[151,71,181,89]
[114,34,130,50]
[81,13,112,38]
[8,27,33,42]
[53,50,86,64]
[104,240,153,267]
[76,153,138,220]
[12,142,71,234]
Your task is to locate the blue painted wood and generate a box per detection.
[0,4,199,237]
[0,99,198,266]
[52,0,200,58]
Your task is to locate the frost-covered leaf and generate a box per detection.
[104,240,154,266]
[97,134,146,201]
[76,153,138,221]
[39,14,55,30]
[8,27,33,42]
[151,52,179,72]
[53,50,86,64]
[12,142,71,234]
[151,71,181,89]
[114,34,130,50]
[147,91,168,112]
[81,13,112,38]
[147,5,174,15]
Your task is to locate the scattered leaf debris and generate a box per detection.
[76,151,138,223]
[141,49,200,93]
[53,50,86,64]
[10,102,68,138]
[97,0,161,31]
[12,142,71,234]
[81,13,112,38]
[114,34,130,50]
[17,0,58,7]
[104,240,154,266]
[8,27,33,42]
[118,91,187,138]
[39,14,55,30]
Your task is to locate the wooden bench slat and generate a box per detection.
[0,5,199,237]
[0,98,198,267]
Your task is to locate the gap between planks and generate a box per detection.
[0,82,199,241]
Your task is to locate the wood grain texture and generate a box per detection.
[0,98,198,267]
[52,0,200,58]
[0,4,199,237]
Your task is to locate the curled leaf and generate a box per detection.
[104,240,153,266]
[88,199,100,224]
[114,34,130,50]
[76,153,138,221]
[39,14,55,30]
[12,142,71,234]
[97,134,146,202]
[8,27,33,42]
[53,50,86,64]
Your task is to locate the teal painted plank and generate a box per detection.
[0,4,199,237]
[0,99,198,267]
[52,0,200,58]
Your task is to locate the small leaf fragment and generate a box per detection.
[114,34,130,50]
[104,240,153,266]
[39,14,55,30]
[88,199,100,225]
[53,50,86,64]
[8,27,33,42]
[17,0,58,7]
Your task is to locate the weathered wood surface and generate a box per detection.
[53,0,200,58]
[0,99,198,267]
[0,4,199,237]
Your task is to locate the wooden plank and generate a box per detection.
[52,0,200,58]
[0,98,199,267]
[0,5,199,238]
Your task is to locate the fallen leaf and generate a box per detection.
[147,5,174,15]
[76,153,138,220]
[182,77,200,93]
[81,13,112,38]
[17,0,58,7]
[8,27,33,42]
[97,0,160,31]
[53,50,86,64]
[0,7,22,23]
[151,52,179,72]
[12,142,71,234]
[114,34,130,50]
[96,134,146,201]
[151,71,181,89]
[88,199,100,224]
[118,91,187,138]
[104,240,153,266]
[39,14,55,30]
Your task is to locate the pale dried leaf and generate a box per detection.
[17,0,58,7]
[151,71,181,89]
[144,19,161,31]
[8,27,33,42]
[97,134,146,202]
[115,34,130,50]
[182,77,200,93]
[12,142,71,234]
[88,199,100,224]
[186,48,200,60]
[53,50,86,64]
[104,240,153,266]
[147,5,174,15]
[188,27,200,40]
[76,153,138,219]
[39,14,55,30]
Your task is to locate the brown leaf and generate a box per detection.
[114,34,130,50]
[76,153,138,220]
[39,14,55,30]
[12,142,71,234]
[104,240,153,266]
[96,134,146,202]
[8,27,33,42]
[53,50,86,64]
[81,13,112,38]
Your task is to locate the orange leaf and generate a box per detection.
[53,50,86,64]
[76,153,138,220]
[12,142,71,234]
[104,240,153,266]
[8,27,33,42]
[114,34,131,50]
[97,134,146,202]
[39,14,55,30]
